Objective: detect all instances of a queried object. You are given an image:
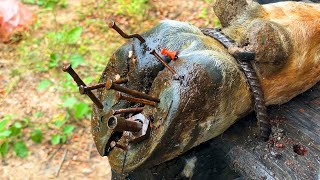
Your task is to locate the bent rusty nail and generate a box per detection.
[150,50,177,75]
[106,79,160,103]
[62,64,104,109]
[109,21,146,43]
[110,141,128,151]
[107,116,142,132]
[116,92,157,106]
[112,107,144,115]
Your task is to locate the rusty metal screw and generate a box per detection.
[109,21,146,43]
[116,92,157,106]
[62,64,104,109]
[150,50,177,75]
[106,79,160,103]
[107,116,142,132]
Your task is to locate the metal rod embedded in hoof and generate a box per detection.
[107,116,142,132]
[106,79,160,103]
[62,64,104,109]
[114,78,128,84]
[109,21,146,43]
[150,50,177,75]
[116,93,157,106]
[112,107,144,115]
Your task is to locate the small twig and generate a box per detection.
[56,148,67,177]
[87,142,94,161]
[47,144,62,162]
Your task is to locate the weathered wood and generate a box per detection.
[117,82,320,179]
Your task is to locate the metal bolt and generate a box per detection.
[62,64,104,109]
[106,79,160,103]
[107,116,142,132]
[116,92,157,106]
[109,21,146,43]
[112,107,144,115]
[150,50,177,75]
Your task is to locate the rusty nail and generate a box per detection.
[116,92,157,106]
[114,78,128,84]
[110,141,128,151]
[79,85,86,95]
[79,77,129,95]
[109,21,146,43]
[150,50,177,75]
[62,64,104,109]
[112,107,144,115]
[106,79,160,103]
[107,116,142,132]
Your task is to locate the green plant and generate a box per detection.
[115,0,149,19]
[0,115,43,158]
[0,115,29,158]
[50,120,75,145]
[22,0,68,9]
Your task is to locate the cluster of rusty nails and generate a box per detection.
[63,21,181,150]
[62,64,104,109]
[63,64,159,109]
[63,21,180,111]
[109,21,178,75]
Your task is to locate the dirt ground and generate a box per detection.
[0,0,215,179]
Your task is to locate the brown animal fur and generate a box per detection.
[214,1,320,105]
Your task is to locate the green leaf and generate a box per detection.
[69,54,85,68]
[30,129,43,143]
[63,125,74,134]
[49,53,59,68]
[37,79,52,91]
[53,119,64,127]
[21,118,30,126]
[74,102,89,119]
[66,27,82,44]
[34,112,42,119]
[13,141,28,158]
[61,134,67,143]
[51,134,61,145]
[62,97,77,108]
[0,118,10,131]
[14,122,22,129]
[0,130,12,138]
[0,142,9,158]
[22,0,36,4]
[9,123,22,136]
[37,0,44,5]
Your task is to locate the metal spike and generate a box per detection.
[109,21,146,43]
[106,79,160,103]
